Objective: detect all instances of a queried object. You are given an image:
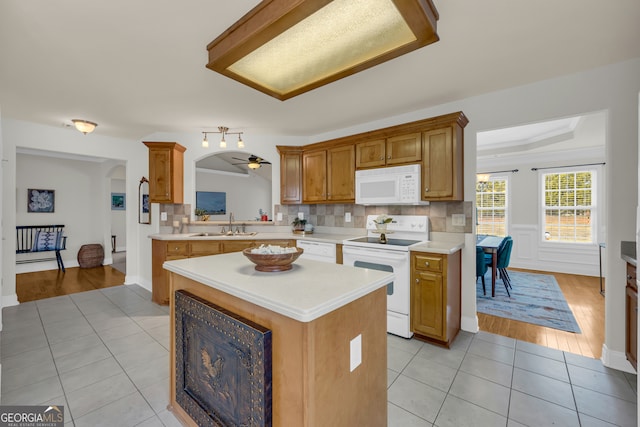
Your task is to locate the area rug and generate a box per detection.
[476,270,581,333]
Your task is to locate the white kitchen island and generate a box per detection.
[164,252,394,427]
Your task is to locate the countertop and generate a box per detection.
[163,252,394,322]
[621,241,637,266]
[149,231,465,254]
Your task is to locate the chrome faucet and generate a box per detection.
[229,212,234,234]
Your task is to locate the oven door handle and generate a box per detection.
[342,246,408,260]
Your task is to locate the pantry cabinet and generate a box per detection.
[411,250,461,347]
[302,145,355,203]
[143,142,186,204]
[355,133,421,169]
[151,238,295,304]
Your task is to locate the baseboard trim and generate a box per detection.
[461,314,479,333]
[601,344,636,373]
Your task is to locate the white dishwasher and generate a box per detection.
[296,240,336,263]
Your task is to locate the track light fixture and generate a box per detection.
[202,126,244,149]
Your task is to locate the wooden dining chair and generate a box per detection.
[476,246,489,295]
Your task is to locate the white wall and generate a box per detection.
[196,170,272,221]
[2,58,639,371]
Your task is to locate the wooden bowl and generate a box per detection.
[242,247,304,272]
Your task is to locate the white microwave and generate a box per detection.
[355,164,427,205]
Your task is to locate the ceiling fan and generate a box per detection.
[231,155,271,170]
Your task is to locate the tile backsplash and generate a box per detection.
[159,201,472,234]
[273,201,472,233]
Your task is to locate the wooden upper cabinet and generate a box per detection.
[356,133,421,169]
[355,139,386,168]
[327,145,355,201]
[386,133,422,165]
[422,124,463,201]
[303,145,355,203]
[143,142,186,204]
[277,147,302,204]
[302,150,328,203]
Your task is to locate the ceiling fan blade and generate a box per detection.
[260,161,271,165]
[231,162,249,165]
[231,157,246,161]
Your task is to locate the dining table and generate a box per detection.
[476,234,505,297]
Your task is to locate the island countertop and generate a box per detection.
[163,251,394,322]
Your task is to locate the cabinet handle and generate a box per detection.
[424,261,430,266]
[628,275,634,280]
[380,156,384,160]
[387,155,391,159]
[416,279,419,283]
[425,187,429,192]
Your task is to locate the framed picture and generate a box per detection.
[111,193,126,210]
[27,188,55,213]
[196,191,226,215]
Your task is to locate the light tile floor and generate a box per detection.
[1,284,637,426]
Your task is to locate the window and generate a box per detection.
[476,176,508,236]
[542,169,595,243]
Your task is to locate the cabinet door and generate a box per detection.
[386,133,421,165]
[626,264,638,370]
[144,142,185,204]
[422,126,462,200]
[411,270,444,339]
[280,150,302,204]
[303,150,327,203]
[327,145,355,202]
[356,139,386,168]
[148,149,173,203]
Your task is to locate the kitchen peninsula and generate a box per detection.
[163,252,393,426]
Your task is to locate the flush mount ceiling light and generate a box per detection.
[206,0,439,101]
[71,119,98,135]
[202,126,244,149]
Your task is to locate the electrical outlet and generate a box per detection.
[160,212,167,221]
[345,212,351,223]
[452,214,466,226]
[350,334,362,372]
[276,212,283,221]
[298,212,304,220]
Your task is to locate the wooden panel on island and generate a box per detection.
[166,253,389,426]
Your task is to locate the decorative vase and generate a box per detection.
[375,223,387,232]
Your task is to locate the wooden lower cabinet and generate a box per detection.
[152,239,295,305]
[626,262,637,370]
[411,250,461,347]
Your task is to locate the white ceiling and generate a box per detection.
[1,0,639,142]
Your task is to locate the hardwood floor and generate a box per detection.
[16,265,125,303]
[478,268,605,359]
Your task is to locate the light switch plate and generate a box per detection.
[160,212,167,221]
[276,212,283,221]
[452,214,465,226]
[298,212,304,220]
[345,212,351,223]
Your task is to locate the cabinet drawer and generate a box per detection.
[413,254,443,272]
[166,241,189,256]
[190,241,222,257]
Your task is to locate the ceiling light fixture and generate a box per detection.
[206,0,439,101]
[202,126,244,149]
[72,119,98,135]
[247,161,261,170]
